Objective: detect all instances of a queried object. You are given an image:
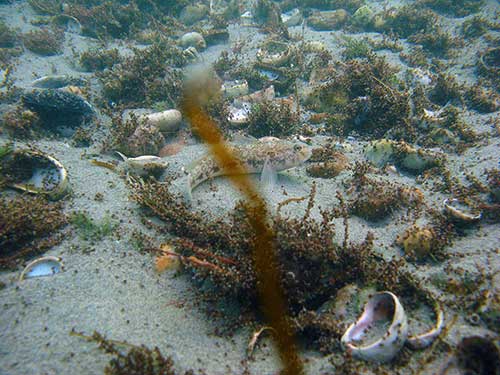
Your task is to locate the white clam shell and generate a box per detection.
[407,302,444,350]
[341,291,408,363]
[19,256,64,281]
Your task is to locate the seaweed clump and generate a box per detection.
[0,195,67,268]
[306,56,411,138]
[347,162,424,222]
[99,40,185,107]
[246,100,299,138]
[79,48,121,72]
[377,6,436,39]
[2,107,41,138]
[22,28,63,56]
[418,0,485,17]
[71,330,196,375]
[129,177,424,350]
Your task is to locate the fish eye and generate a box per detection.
[293,144,302,151]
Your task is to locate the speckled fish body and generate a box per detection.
[188,137,311,193]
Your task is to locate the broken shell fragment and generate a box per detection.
[407,301,444,349]
[443,198,481,224]
[341,291,408,363]
[19,256,64,281]
[6,150,69,200]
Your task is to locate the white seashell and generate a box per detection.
[443,198,481,223]
[141,109,182,133]
[228,104,250,127]
[19,256,64,281]
[407,302,444,349]
[341,291,408,363]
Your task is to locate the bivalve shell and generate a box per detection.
[443,198,481,224]
[6,150,69,200]
[19,256,64,281]
[341,291,408,363]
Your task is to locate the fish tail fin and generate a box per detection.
[115,151,128,161]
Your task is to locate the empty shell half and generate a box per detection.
[407,300,444,349]
[341,291,408,363]
[6,150,69,200]
[443,198,481,224]
[19,256,64,281]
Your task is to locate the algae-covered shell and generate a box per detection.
[407,302,444,349]
[308,9,349,31]
[179,32,206,50]
[257,40,293,67]
[352,5,374,27]
[341,291,408,363]
[7,150,69,200]
[365,139,440,173]
[478,47,500,77]
[443,198,481,223]
[19,256,64,281]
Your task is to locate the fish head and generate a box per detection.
[258,138,312,171]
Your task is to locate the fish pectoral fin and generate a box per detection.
[260,157,277,192]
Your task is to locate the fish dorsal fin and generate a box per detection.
[115,151,128,162]
[260,156,277,192]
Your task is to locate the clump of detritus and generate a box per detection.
[417,0,485,17]
[128,177,426,350]
[409,28,462,57]
[70,330,196,375]
[22,28,63,55]
[0,195,67,268]
[305,56,411,139]
[376,6,437,38]
[347,162,424,222]
[0,19,19,49]
[2,107,41,138]
[461,16,496,38]
[252,0,289,38]
[98,40,185,107]
[79,48,121,72]
[306,146,349,178]
[246,100,299,138]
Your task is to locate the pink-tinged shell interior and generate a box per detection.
[348,293,395,342]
